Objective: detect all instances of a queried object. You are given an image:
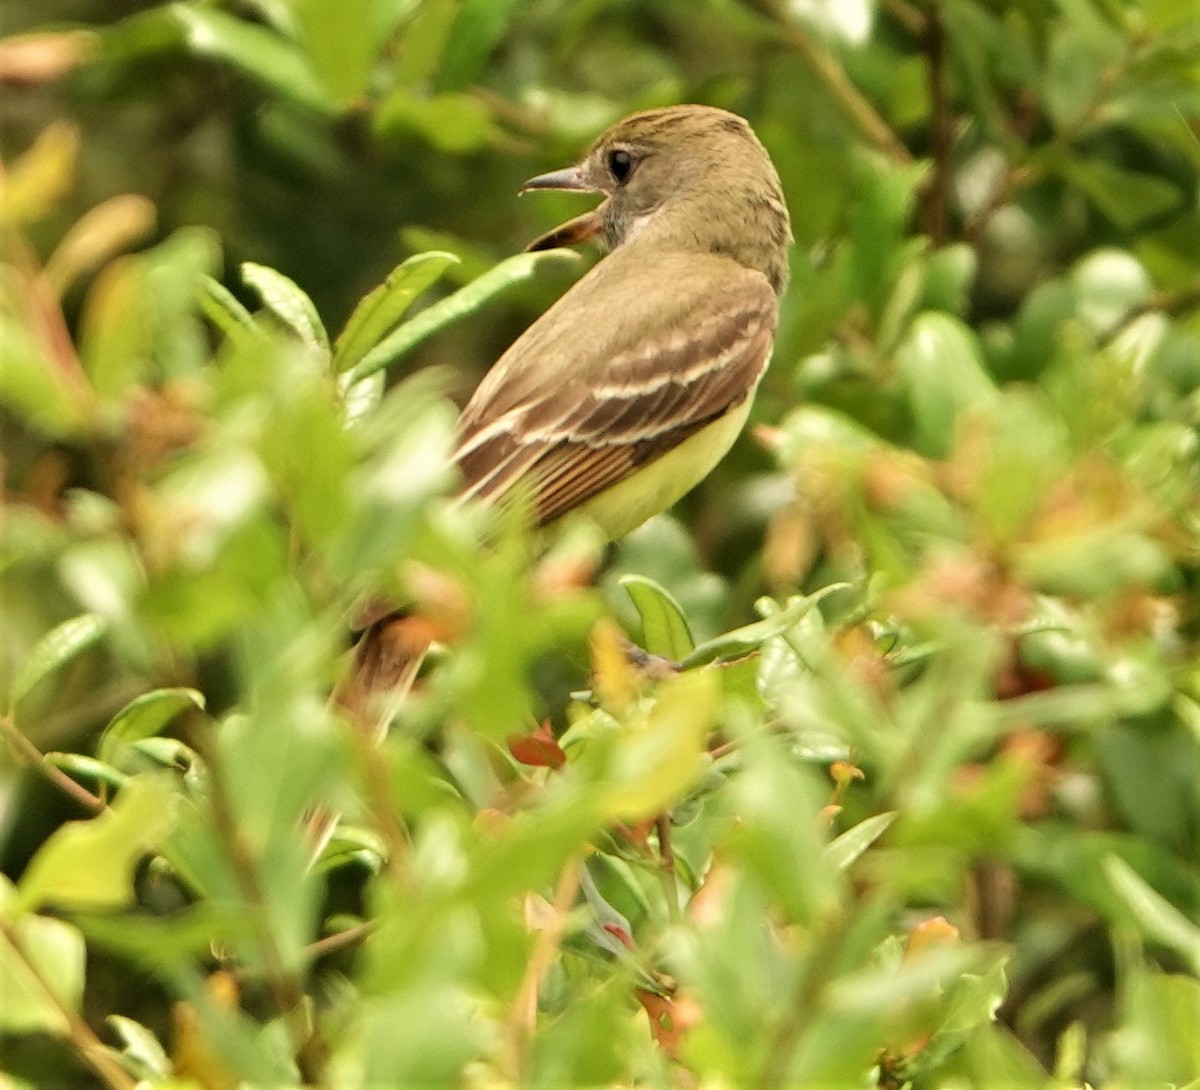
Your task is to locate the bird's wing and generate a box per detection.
[453,250,777,527]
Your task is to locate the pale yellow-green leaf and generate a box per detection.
[15,777,178,915]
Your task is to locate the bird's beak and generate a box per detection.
[521,164,605,252]
[519,165,597,193]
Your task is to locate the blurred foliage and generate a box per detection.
[2,0,1200,1087]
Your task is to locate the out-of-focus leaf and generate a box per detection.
[97,687,205,767]
[346,248,581,384]
[0,121,77,225]
[392,0,458,87]
[620,574,694,661]
[43,194,156,296]
[0,879,85,1036]
[1105,856,1200,975]
[376,90,494,152]
[9,612,106,706]
[293,0,379,101]
[241,261,329,354]
[895,312,997,457]
[826,811,896,870]
[598,670,718,821]
[0,318,86,436]
[199,276,262,341]
[332,251,460,372]
[102,4,332,113]
[1055,155,1183,231]
[1069,249,1152,335]
[435,0,524,90]
[15,776,178,915]
[109,1014,172,1078]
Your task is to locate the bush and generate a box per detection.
[2,2,1199,1087]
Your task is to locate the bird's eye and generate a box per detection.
[608,148,634,184]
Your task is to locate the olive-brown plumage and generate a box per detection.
[344,104,791,713]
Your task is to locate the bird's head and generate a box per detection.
[522,104,792,295]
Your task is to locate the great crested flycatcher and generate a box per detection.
[345,104,792,712]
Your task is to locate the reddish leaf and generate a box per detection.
[506,721,566,769]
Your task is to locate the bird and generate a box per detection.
[342,104,792,716]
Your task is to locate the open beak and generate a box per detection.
[521,165,605,252]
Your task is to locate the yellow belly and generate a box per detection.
[564,400,754,540]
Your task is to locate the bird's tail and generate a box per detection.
[334,612,433,728]
[308,614,432,866]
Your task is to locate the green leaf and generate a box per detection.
[1105,856,1200,976]
[0,317,85,436]
[97,687,206,767]
[0,880,86,1036]
[1054,154,1183,231]
[682,588,846,669]
[435,0,524,90]
[292,0,380,101]
[825,811,896,871]
[103,3,332,113]
[15,777,178,915]
[376,90,495,153]
[346,248,581,384]
[241,261,330,354]
[9,613,106,706]
[895,312,997,457]
[108,1014,172,1078]
[332,251,460,372]
[620,574,695,661]
[199,275,262,341]
[599,670,718,821]
[392,0,458,88]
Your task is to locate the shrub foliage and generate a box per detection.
[2,1,1200,1086]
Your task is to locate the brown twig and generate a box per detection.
[920,6,953,244]
[201,740,328,1082]
[0,711,106,814]
[655,813,681,924]
[775,15,912,165]
[502,856,582,1081]
[880,0,927,37]
[0,916,137,1090]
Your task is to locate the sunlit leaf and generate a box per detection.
[332,251,460,373]
[0,879,85,1036]
[9,612,106,706]
[620,574,694,661]
[97,687,206,767]
[241,261,329,354]
[346,249,581,384]
[15,777,178,915]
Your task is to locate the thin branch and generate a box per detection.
[655,813,681,925]
[880,0,927,37]
[202,740,328,1082]
[0,711,106,814]
[774,15,912,165]
[919,6,953,244]
[502,856,582,1082]
[0,916,137,1090]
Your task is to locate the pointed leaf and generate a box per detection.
[98,687,205,766]
[15,777,178,915]
[9,613,106,706]
[332,251,459,372]
[0,881,85,1036]
[620,574,695,661]
[825,811,896,870]
[1105,855,1200,975]
[241,261,329,354]
[346,249,581,384]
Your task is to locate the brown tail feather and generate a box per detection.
[334,613,433,729]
